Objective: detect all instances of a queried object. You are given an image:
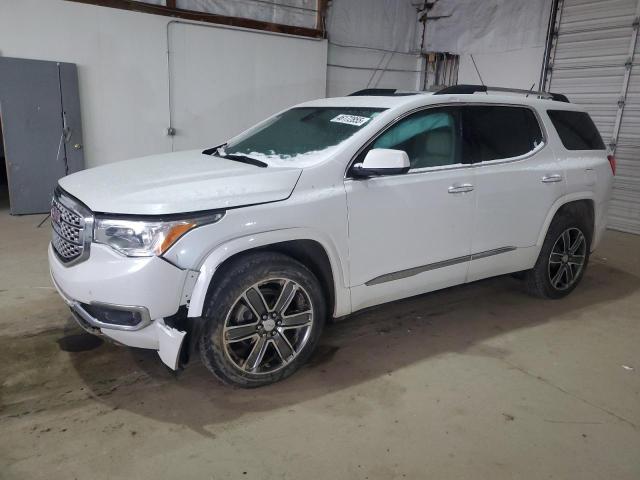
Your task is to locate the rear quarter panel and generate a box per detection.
[538,106,613,250]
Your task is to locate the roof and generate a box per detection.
[296,94,428,109]
[296,92,585,113]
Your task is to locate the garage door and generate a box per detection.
[546,0,640,234]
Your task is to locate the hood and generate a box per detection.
[58,150,302,215]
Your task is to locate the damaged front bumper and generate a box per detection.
[48,244,190,370]
[72,300,186,370]
[54,275,187,370]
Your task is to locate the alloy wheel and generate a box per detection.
[547,227,586,291]
[221,278,314,375]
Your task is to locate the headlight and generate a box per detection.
[94,212,224,257]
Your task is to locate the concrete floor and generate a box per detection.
[1,204,639,480]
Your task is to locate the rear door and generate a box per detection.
[464,104,565,281]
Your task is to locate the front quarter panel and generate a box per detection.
[164,167,352,318]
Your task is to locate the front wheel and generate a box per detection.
[525,214,590,299]
[199,252,326,387]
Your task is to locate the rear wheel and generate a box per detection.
[525,214,590,299]
[199,252,326,387]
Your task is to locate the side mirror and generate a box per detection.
[351,149,410,178]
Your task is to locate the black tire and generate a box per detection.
[525,213,591,299]
[199,252,326,387]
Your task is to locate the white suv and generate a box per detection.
[49,85,614,387]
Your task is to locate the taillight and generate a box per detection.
[607,154,616,175]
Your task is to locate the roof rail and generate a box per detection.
[434,84,570,103]
[348,88,421,97]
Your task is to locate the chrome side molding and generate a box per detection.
[365,246,517,286]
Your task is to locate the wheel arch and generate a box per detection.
[537,194,595,248]
[186,230,350,320]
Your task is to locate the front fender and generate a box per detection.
[186,228,351,319]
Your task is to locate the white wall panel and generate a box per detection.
[169,21,326,150]
[0,0,326,168]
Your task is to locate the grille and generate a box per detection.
[52,231,83,260]
[51,191,92,264]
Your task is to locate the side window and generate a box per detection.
[547,110,605,150]
[462,106,543,163]
[369,108,460,169]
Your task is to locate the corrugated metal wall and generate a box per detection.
[547,0,640,234]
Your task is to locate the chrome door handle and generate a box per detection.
[542,174,563,183]
[448,183,474,194]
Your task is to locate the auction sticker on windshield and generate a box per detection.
[330,114,371,126]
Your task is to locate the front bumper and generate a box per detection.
[49,243,190,369]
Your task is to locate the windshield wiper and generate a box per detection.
[222,154,268,168]
[202,145,267,168]
[202,143,226,156]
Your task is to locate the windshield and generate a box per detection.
[224,107,386,165]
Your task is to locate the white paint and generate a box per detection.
[184,227,353,319]
[49,74,613,376]
[50,255,187,370]
[345,161,475,306]
[0,0,326,168]
[48,243,187,320]
[58,149,302,215]
[155,320,186,370]
[101,320,186,370]
[167,93,611,320]
[359,149,410,171]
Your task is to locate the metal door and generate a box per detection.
[544,0,640,234]
[0,57,84,214]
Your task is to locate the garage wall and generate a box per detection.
[425,0,552,89]
[546,0,640,234]
[457,48,547,89]
[325,0,424,97]
[324,0,553,95]
[167,21,326,151]
[0,0,327,168]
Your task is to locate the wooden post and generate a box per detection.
[316,0,328,37]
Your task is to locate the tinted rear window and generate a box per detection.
[547,110,605,150]
[461,106,543,162]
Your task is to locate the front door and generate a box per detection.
[345,106,475,311]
